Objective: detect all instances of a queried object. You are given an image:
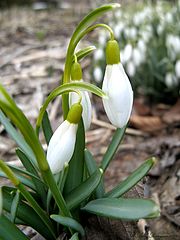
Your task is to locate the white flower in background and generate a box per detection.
[98,31,107,46]
[47,103,82,174]
[126,61,136,77]
[165,12,173,23]
[129,27,137,39]
[137,39,146,54]
[132,48,142,67]
[122,43,133,63]
[114,9,122,18]
[165,73,178,88]
[102,63,133,128]
[93,66,103,83]
[69,85,92,131]
[114,22,124,38]
[94,48,104,61]
[166,35,180,60]
[175,60,180,78]
[141,29,152,43]
[157,24,164,35]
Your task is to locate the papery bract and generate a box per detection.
[102,63,133,128]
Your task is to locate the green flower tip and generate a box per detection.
[106,40,120,65]
[67,103,82,124]
[71,62,82,81]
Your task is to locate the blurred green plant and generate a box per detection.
[92,1,180,103]
[0,3,160,240]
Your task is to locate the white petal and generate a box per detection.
[102,63,133,128]
[47,121,77,174]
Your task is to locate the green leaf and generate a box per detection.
[84,149,104,198]
[82,198,160,220]
[10,190,20,223]
[64,120,85,195]
[65,168,103,210]
[105,157,157,198]
[0,111,37,168]
[16,149,47,205]
[0,187,2,215]
[0,214,29,240]
[51,215,85,237]
[2,187,56,239]
[101,126,126,171]
[74,46,96,62]
[0,171,36,191]
[42,110,53,144]
[0,84,49,172]
[69,232,79,240]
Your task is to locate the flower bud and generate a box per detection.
[69,62,92,131]
[102,40,133,128]
[47,104,82,174]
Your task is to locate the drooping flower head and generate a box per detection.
[47,103,82,174]
[102,39,133,128]
[69,61,92,131]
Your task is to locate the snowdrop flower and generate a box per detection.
[165,73,178,88]
[102,40,133,128]
[129,27,137,40]
[47,103,82,174]
[175,60,180,78]
[69,62,92,131]
[93,66,103,83]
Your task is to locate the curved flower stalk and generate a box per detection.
[47,103,82,174]
[69,61,92,131]
[102,40,133,128]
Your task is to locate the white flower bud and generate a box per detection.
[132,48,142,67]
[102,63,133,128]
[47,120,78,174]
[69,81,92,131]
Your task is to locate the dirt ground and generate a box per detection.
[0,6,180,239]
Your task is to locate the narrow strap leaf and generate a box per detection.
[10,190,20,223]
[0,111,37,168]
[65,168,103,210]
[84,149,104,198]
[51,215,85,237]
[82,198,160,220]
[16,149,47,205]
[100,126,126,171]
[69,232,79,240]
[0,214,29,240]
[0,171,36,191]
[105,157,157,198]
[73,46,96,62]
